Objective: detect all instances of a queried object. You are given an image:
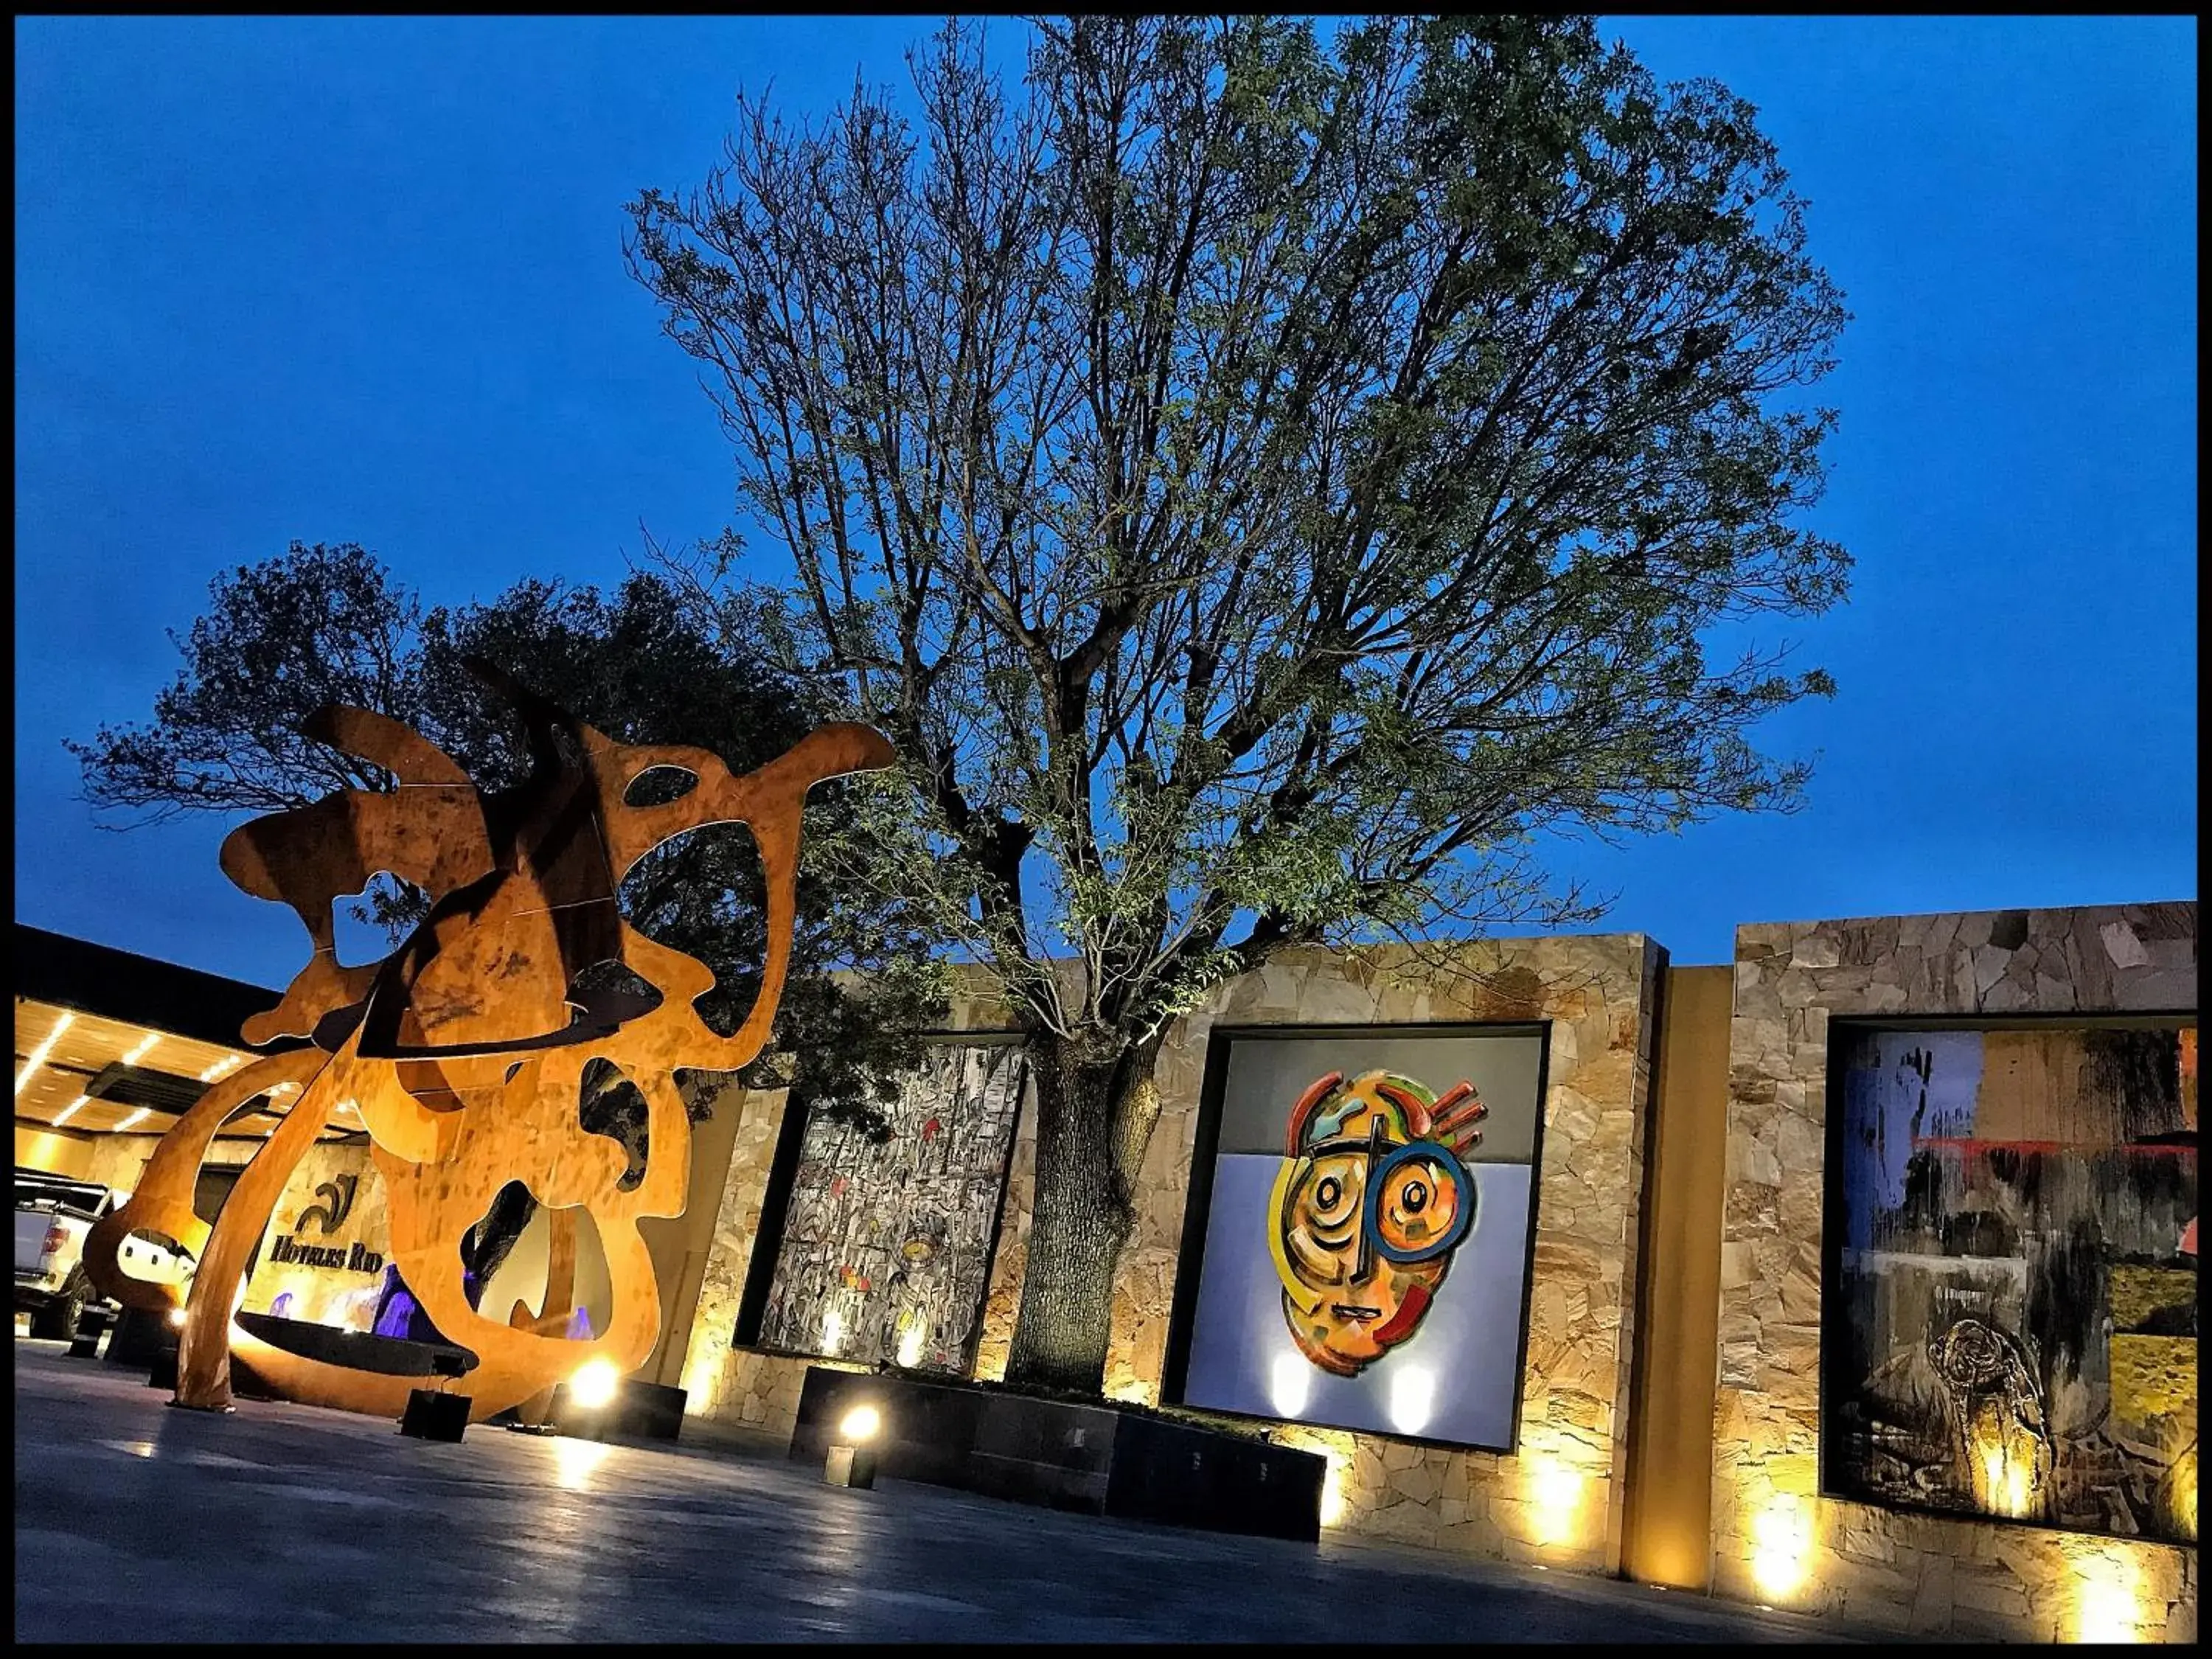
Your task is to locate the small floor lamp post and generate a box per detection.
[147,1304,189,1394]
[824,1402,882,1489]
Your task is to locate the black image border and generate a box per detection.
[732,1029,1029,1371]
[1158,1018,1554,1455]
[1817,1007,2199,1543]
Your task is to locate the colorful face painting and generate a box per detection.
[1269,1070,1487,1377]
[1174,1027,1545,1448]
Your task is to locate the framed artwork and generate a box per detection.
[738,1037,1026,1374]
[1163,1023,1550,1450]
[1822,1018,2197,1545]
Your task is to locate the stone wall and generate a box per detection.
[1712,902,2197,1642]
[969,1061,1037,1387]
[1102,937,1662,1573]
[672,1082,816,1437]
[15,1125,96,1180]
[83,1133,257,1195]
[677,935,1661,1582]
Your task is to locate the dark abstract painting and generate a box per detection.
[755,1041,1026,1374]
[1824,1022,2197,1544]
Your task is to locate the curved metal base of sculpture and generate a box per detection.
[85,657,894,1422]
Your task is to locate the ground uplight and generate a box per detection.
[839,1403,882,1443]
[569,1357,622,1410]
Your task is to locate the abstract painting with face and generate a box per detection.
[1170,1026,1546,1450]
[1270,1070,1486,1376]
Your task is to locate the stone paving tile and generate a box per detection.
[13,1342,1877,1644]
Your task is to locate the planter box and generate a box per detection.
[233,1310,474,1378]
[543,1377,688,1442]
[790,1366,1324,1543]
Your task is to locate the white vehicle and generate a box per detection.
[14,1169,192,1337]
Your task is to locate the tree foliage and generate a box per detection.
[627,13,1850,1392]
[71,542,950,1279]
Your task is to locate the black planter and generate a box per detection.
[544,1378,688,1442]
[397,1387,471,1442]
[102,1307,176,1370]
[790,1366,1324,1543]
[612,1379,687,1441]
[234,1310,476,1378]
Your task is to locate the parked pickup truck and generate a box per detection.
[14,1169,192,1337]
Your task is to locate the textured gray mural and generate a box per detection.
[757,1042,1026,1373]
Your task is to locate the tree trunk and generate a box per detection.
[1004,1027,1164,1397]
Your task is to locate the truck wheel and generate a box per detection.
[30,1274,88,1340]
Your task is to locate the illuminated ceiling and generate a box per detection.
[14,998,358,1146]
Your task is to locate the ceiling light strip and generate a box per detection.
[15,1012,76,1096]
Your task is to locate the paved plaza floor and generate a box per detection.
[15,1340,1875,1644]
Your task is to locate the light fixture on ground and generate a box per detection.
[825,1402,882,1489]
[1749,1493,1814,1604]
[1526,1456,1587,1548]
[549,1357,625,1440]
[571,1357,622,1409]
[147,1309,187,1395]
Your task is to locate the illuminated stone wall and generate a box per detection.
[1713,902,2197,1643]
[14,1126,95,1180]
[672,1082,816,1436]
[678,935,1662,1585]
[973,936,1663,1575]
[83,1133,256,1194]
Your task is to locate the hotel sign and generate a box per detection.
[268,1173,383,1273]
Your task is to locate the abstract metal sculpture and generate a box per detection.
[83,656,893,1422]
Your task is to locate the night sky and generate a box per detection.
[13,16,2197,991]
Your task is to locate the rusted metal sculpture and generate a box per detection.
[84,657,893,1421]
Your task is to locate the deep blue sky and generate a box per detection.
[13,15,2197,989]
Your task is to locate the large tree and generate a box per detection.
[627,13,1851,1395]
[71,541,948,1284]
